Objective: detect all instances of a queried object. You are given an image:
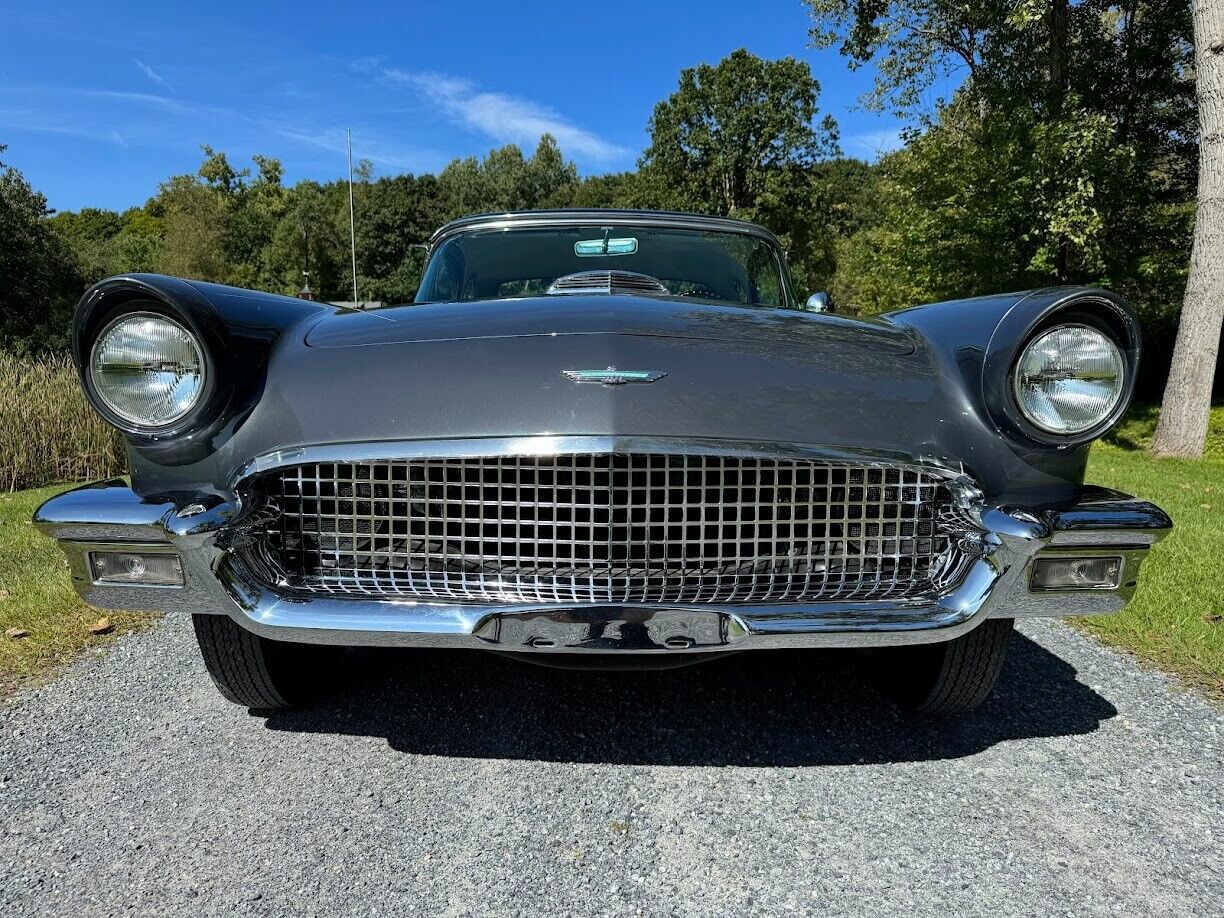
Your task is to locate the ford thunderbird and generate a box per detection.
[35,209,1171,713]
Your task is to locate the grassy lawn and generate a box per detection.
[1083,405,1224,699]
[0,484,156,695]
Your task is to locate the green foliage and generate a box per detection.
[808,0,1001,115]
[642,48,839,216]
[49,207,165,283]
[155,173,232,282]
[0,146,81,352]
[0,25,1200,379]
[640,48,843,295]
[150,147,290,291]
[811,1,1196,337]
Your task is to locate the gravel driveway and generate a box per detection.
[0,615,1219,917]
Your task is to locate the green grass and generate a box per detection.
[1082,404,1224,699]
[0,484,156,694]
[1103,401,1224,457]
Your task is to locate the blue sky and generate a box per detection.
[1,1,942,213]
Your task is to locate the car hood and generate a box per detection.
[305,295,916,356]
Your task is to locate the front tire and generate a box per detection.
[192,614,336,709]
[886,618,1014,715]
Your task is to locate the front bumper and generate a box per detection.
[35,480,1171,653]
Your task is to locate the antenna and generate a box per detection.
[347,128,359,306]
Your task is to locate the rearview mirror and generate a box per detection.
[575,236,638,256]
[805,292,833,313]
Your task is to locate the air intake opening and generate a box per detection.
[546,270,669,296]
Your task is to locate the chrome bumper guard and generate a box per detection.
[35,479,1171,653]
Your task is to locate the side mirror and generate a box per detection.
[805,292,833,313]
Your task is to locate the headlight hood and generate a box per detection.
[885,286,1140,449]
[72,274,328,463]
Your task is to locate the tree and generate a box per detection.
[639,49,841,292]
[0,146,81,351]
[352,173,444,303]
[154,173,230,282]
[641,48,839,217]
[809,2,1198,344]
[808,0,997,115]
[48,205,165,282]
[48,208,122,281]
[111,208,163,274]
[1151,1,1224,457]
[150,147,289,288]
[437,135,579,218]
[266,180,347,299]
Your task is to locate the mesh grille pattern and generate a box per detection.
[546,270,669,296]
[250,454,967,604]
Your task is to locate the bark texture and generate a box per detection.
[1151,0,1224,457]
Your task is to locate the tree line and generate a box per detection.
[1,2,1219,455]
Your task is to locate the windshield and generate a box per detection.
[415,224,790,308]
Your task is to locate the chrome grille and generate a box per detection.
[249,454,969,604]
[546,270,669,296]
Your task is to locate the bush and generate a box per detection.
[0,353,125,491]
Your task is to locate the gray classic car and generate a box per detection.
[35,209,1170,714]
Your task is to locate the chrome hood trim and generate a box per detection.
[232,436,976,490]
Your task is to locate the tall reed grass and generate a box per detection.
[0,352,126,491]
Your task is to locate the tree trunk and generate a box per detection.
[1151,0,1224,458]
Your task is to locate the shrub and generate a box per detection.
[0,352,125,491]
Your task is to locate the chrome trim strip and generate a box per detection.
[232,436,977,489]
[428,210,787,250]
[215,552,1009,651]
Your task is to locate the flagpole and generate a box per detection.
[347,128,359,305]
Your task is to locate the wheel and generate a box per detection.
[192,614,337,709]
[886,618,1014,715]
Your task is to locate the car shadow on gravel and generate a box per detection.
[259,633,1118,766]
[260,631,1121,768]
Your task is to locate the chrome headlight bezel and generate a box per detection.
[85,308,212,434]
[1010,323,1127,437]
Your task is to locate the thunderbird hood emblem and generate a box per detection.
[562,367,667,386]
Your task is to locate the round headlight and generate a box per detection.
[89,312,206,429]
[1012,324,1125,435]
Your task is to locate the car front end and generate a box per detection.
[35,211,1171,713]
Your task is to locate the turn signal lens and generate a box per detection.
[89,312,206,428]
[1030,556,1122,591]
[89,550,184,586]
[1013,325,1125,435]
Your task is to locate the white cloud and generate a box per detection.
[133,59,174,93]
[845,128,906,160]
[86,89,194,113]
[384,69,628,162]
[274,125,445,173]
[0,108,129,146]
